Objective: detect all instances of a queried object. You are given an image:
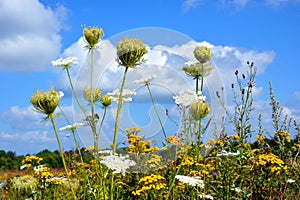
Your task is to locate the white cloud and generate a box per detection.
[218,0,250,9]
[0,0,67,72]
[265,0,289,7]
[183,0,202,12]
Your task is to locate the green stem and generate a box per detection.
[195,76,199,94]
[146,83,167,140]
[98,106,107,138]
[66,68,87,116]
[201,63,204,92]
[58,105,84,163]
[112,67,129,154]
[49,114,76,200]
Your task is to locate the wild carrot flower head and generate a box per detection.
[51,57,78,69]
[107,89,136,102]
[116,38,148,68]
[182,61,214,78]
[100,94,113,107]
[189,100,210,120]
[175,175,204,187]
[100,154,136,175]
[83,87,102,103]
[59,123,85,131]
[30,89,61,115]
[134,74,157,85]
[193,46,212,63]
[83,26,104,49]
[173,90,206,107]
[10,175,37,193]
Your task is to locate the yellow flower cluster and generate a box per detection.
[181,155,194,166]
[132,174,166,196]
[231,135,240,140]
[274,130,291,142]
[255,153,287,174]
[256,135,265,143]
[292,144,300,151]
[126,127,158,154]
[34,167,53,183]
[22,155,43,169]
[166,136,181,145]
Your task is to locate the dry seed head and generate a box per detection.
[100,95,112,107]
[193,46,212,63]
[117,38,148,68]
[30,89,60,115]
[83,87,102,103]
[189,100,210,120]
[83,27,104,48]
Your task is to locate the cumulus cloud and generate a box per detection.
[0,0,67,72]
[182,0,202,12]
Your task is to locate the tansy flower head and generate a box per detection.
[83,26,104,49]
[30,89,61,115]
[117,38,148,68]
[193,46,212,63]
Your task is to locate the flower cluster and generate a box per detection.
[51,57,78,69]
[173,90,206,107]
[274,130,291,143]
[59,123,85,131]
[255,153,287,174]
[134,74,157,85]
[132,174,166,196]
[175,175,205,187]
[83,87,102,103]
[166,136,181,145]
[21,155,43,169]
[100,154,136,175]
[107,89,136,103]
[83,26,104,49]
[30,89,61,115]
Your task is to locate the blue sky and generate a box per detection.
[0,0,300,155]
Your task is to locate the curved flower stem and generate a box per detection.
[145,83,167,140]
[195,76,199,94]
[65,68,87,117]
[112,67,129,154]
[49,114,77,200]
[98,106,107,138]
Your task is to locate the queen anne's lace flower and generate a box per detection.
[175,175,204,187]
[173,90,206,107]
[216,150,240,157]
[134,74,157,85]
[108,89,136,102]
[100,154,136,175]
[51,57,78,68]
[59,123,85,131]
[199,193,214,199]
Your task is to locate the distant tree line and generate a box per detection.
[0,148,93,170]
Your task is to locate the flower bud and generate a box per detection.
[30,89,60,115]
[83,88,102,103]
[235,70,238,75]
[117,38,148,68]
[189,100,210,120]
[83,27,104,48]
[100,95,112,107]
[193,46,212,63]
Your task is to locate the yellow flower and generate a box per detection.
[100,94,112,107]
[166,136,180,145]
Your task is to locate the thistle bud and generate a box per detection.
[83,88,102,103]
[193,46,212,63]
[231,83,234,89]
[189,100,210,120]
[117,38,148,68]
[235,70,238,75]
[100,95,112,107]
[242,74,245,79]
[83,27,104,49]
[30,89,60,115]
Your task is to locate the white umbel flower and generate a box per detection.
[100,154,136,175]
[107,89,136,103]
[134,74,157,85]
[173,90,206,107]
[51,57,78,68]
[175,175,204,187]
[216,150,240,157]
[287,179,295,183]
[59,123,85,131]
[199,193,214,199]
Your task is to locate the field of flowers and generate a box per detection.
[1,27,300,200]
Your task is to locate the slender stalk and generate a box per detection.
[65,68,87,116]
[98,106,107,138]
[200,63,204,92]
[49,114,76,200]
[195,76,199,94]
[58,105,84,163]
[112,67,129,154]
[145,83,167,140]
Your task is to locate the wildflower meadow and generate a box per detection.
[0,26,300,200]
